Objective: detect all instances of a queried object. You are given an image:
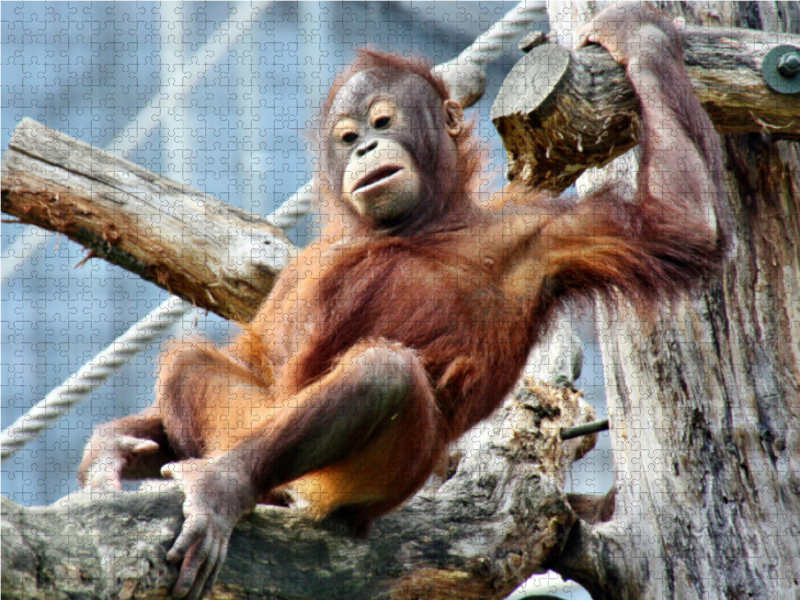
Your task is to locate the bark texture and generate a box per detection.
[492,20,800,191]
[3,3,800,597]
[1,118,296,323]
[540,2,800,599]
[1,381,596,600]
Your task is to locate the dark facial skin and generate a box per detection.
[320,69,462,225]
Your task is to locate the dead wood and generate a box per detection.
[1,118,296,323]
[1,381,597,600]
[492,26,800,192]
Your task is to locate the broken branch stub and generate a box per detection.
[492,28,800,193]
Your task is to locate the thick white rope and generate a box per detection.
[1,297,193,461]
[0,3,271,461]
[441,0,546,69]
[1,1,544,461]
[266,0,546,230]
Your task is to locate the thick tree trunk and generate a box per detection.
[540,2,800,599]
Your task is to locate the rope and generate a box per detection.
[1,2,272,285]
[440,0,546,70]
[266,0,546,230]
[1,297,193,461]
[0,3,271,460]
[113,2,272,159]
[1,1,545,460]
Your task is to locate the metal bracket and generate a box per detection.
[763,44,800,94]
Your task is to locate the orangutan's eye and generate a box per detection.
[369,100,398,130]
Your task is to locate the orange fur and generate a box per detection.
[80,45,727,534]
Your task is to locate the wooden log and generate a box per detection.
[492,27,800,192]
[1,118,296,323]
[1,380,597,600]
[535,3,800,598]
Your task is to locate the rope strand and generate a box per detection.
[1,297,192,461]
[266,0,545,229]
[1,2,545,461]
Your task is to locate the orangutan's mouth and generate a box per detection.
[353,165,404,192]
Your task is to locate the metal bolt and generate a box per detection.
[762,45,800,94]
[777,51,800,78]
[560,418,609,440]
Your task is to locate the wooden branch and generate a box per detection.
[1,380,598,600]
[492,27,800,192]
[1,118,297,323]
[544,519,634,600]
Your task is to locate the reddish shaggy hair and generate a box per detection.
[321,49,451,117]
[318,49,484,232]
